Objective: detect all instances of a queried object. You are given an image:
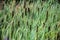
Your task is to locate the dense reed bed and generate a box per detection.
[0,0,60,40]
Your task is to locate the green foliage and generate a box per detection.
[0,0,60,40]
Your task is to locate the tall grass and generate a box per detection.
[0,0,60,40]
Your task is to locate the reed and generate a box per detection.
[0,0,60,40]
